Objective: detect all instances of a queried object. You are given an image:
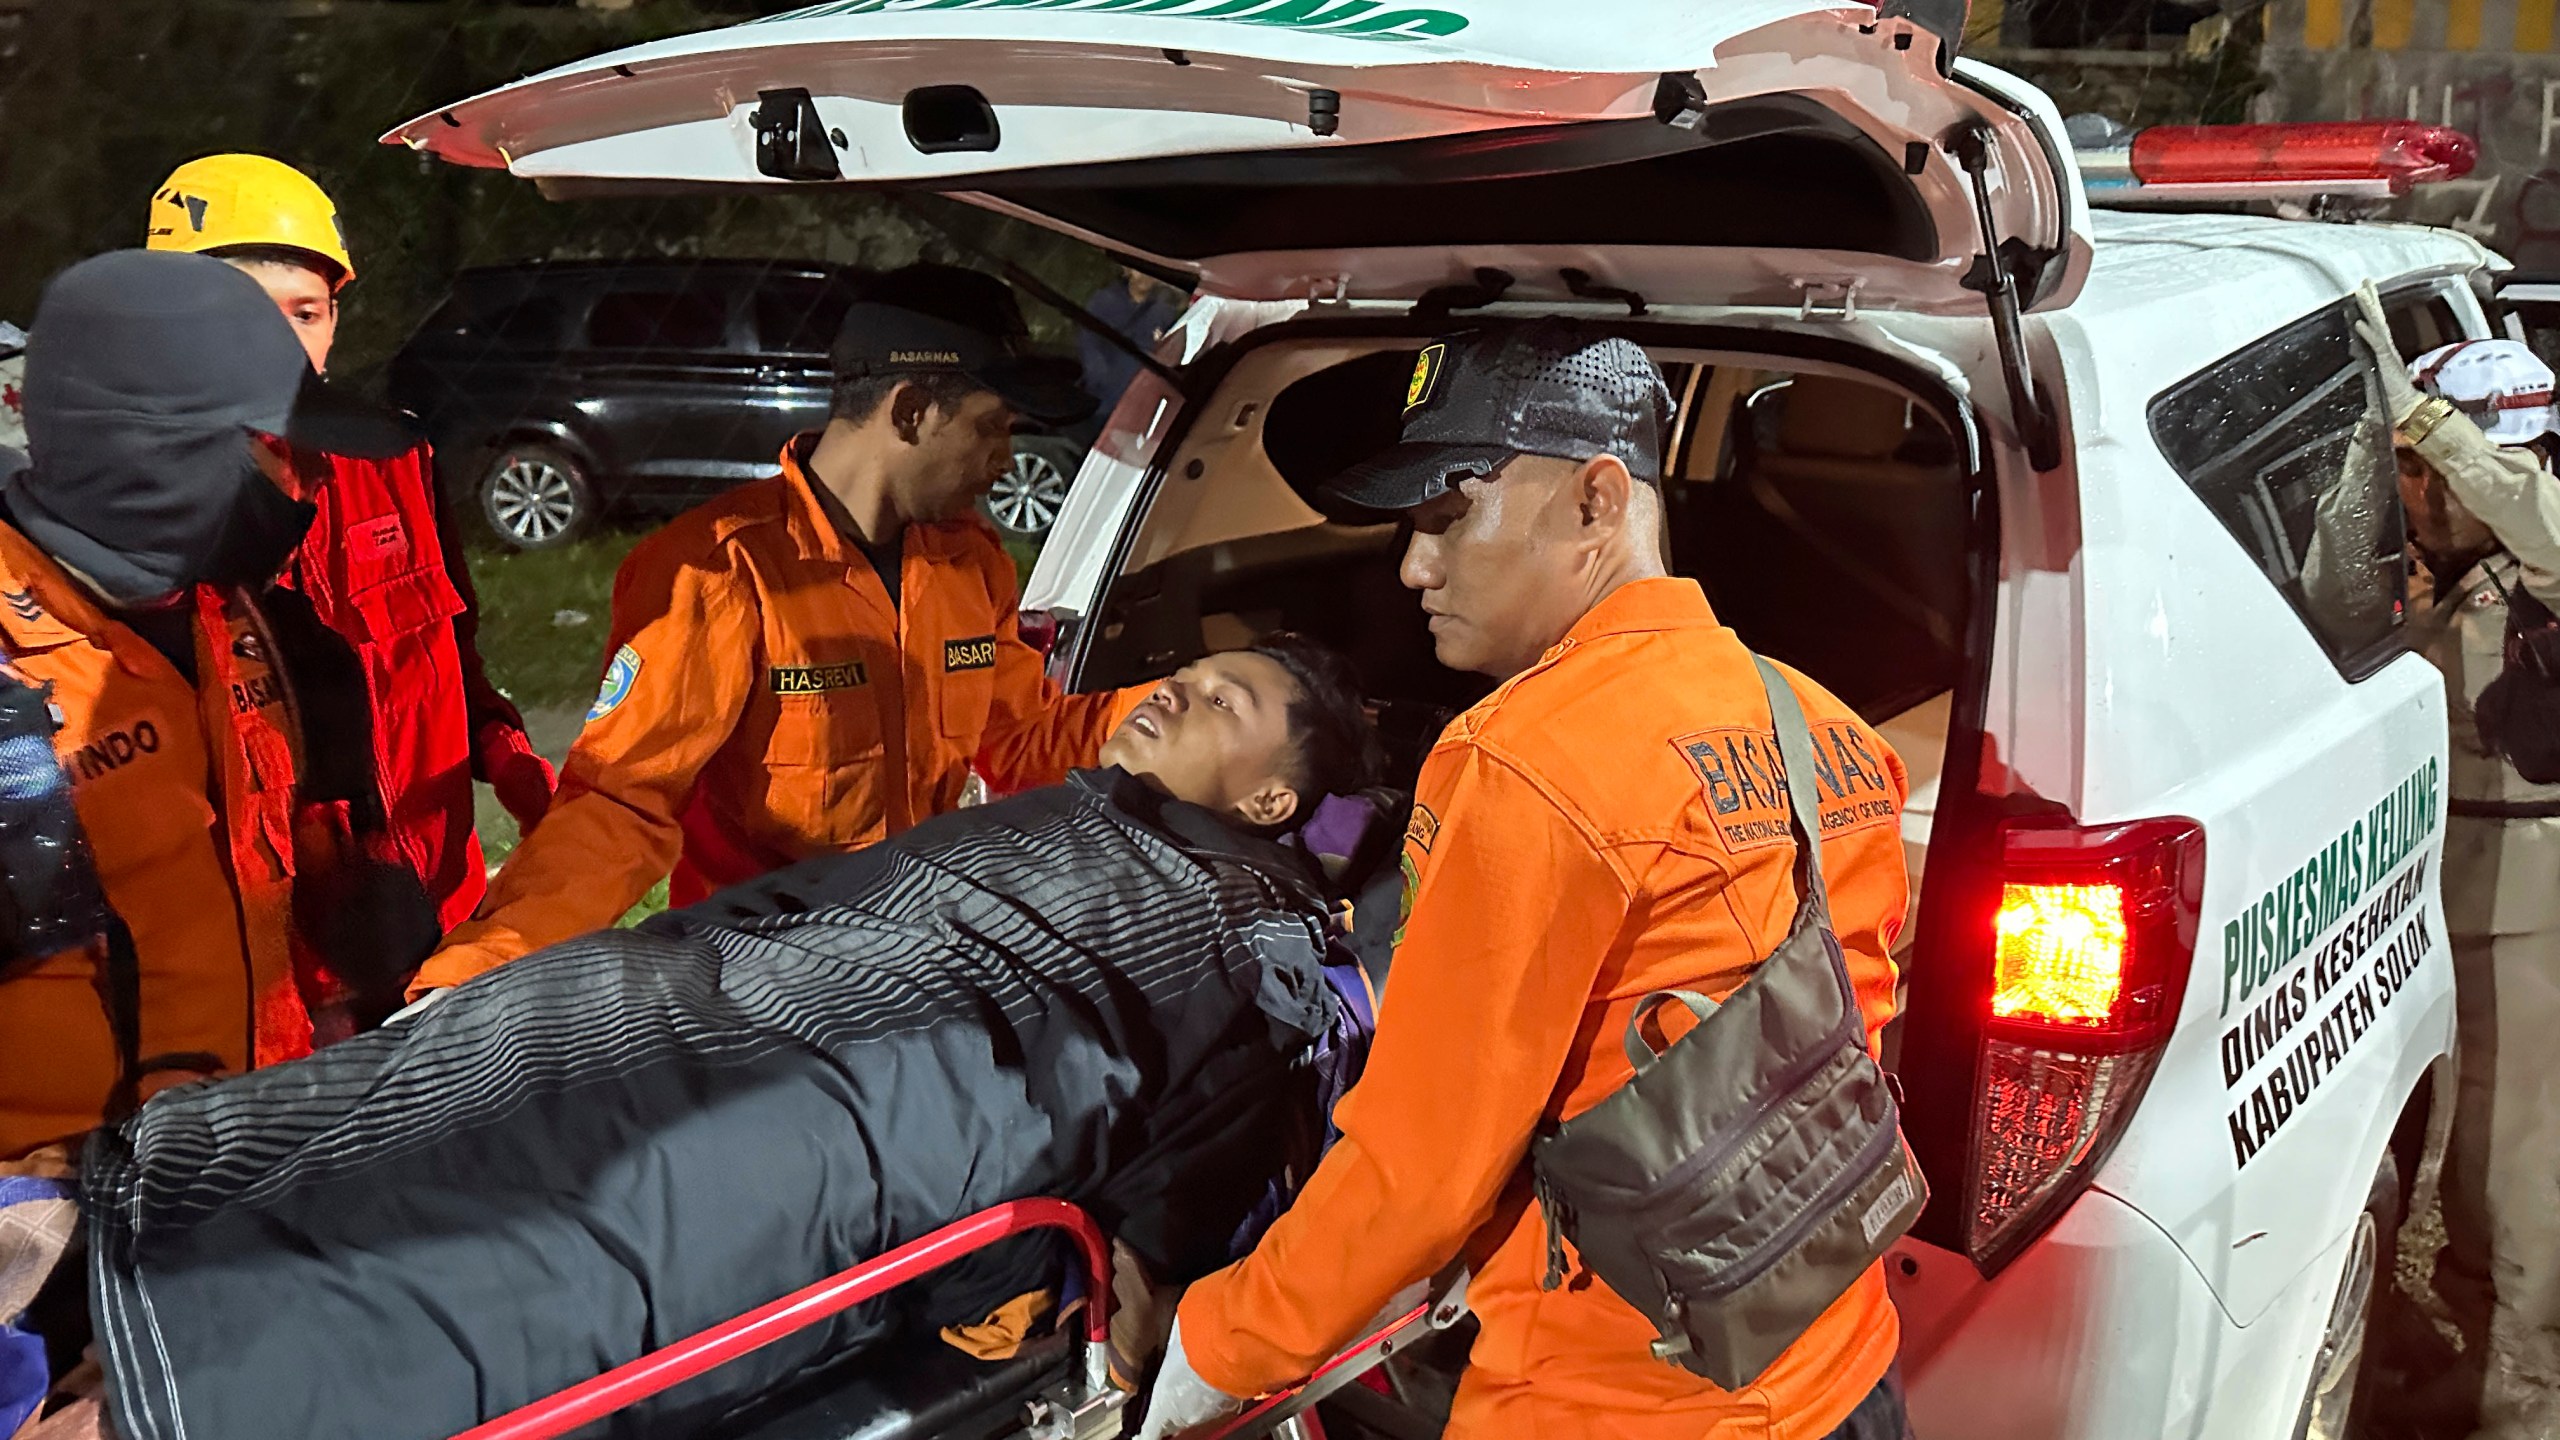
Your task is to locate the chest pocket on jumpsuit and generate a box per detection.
[333,512,467,893]
[764,609,887,847]
[346,569,465,705]
[337,509,468,777]
[334,497,465,643]
[767,659,885,764]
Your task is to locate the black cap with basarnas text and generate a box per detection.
[1324,320,1674,513]
[830,264,1098,427]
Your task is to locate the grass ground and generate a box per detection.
[463,528,658,920]
[459,522,1043,927]
[464,531,644,716]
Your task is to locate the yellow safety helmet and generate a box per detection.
[146,153,354,288]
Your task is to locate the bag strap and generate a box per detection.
[96,915,148,1123]
[1753,655,1835,923]
[1619,657,1837,1074]
[1623,988,1717,1073]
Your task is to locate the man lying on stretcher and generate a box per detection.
[74,633,1392,1440]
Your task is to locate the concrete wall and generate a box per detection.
[2260,0,2560,267]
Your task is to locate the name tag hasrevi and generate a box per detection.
[770,662,868,694]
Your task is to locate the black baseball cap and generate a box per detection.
[22,249,417,464]
[831,263,1096,427]
[1325,320,1674,513]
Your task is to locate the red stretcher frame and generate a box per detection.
[450,1197,1115,1440]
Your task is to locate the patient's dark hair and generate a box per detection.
[1248,632,1384,806]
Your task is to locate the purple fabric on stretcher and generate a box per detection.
[1232,793,1394,1258]
[1286,792,1379,878]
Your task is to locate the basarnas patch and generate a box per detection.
[1404,803,1439,854]
[944,635,997,672]
[1672,718,1899,854]
[589,644,642,722]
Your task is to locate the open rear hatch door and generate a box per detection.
[387,0,2088,317]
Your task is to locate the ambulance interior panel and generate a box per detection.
[1079,334,1970,875]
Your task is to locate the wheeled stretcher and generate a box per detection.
[456,1199,1469,1440]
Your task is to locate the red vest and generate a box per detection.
[289,448,488,931]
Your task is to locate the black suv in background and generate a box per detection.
[387,259,1091,548]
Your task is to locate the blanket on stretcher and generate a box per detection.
[80,769,1338,1440]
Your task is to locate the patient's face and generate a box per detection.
[1101,651,1305,828]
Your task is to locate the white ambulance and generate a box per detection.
[393,4,2493,1435]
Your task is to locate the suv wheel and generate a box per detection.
[2293,1150,2401,1440]
[982,438,1080,540]
[481,442,594,550]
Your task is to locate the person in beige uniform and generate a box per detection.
[2356,284,2560,1440]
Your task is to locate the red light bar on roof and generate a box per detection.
[2078,122,2479,205]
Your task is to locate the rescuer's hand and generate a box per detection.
[2351,281,2426,426]
[481,723,558,835]
[1134,1318,1248,1440]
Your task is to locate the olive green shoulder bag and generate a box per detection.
[1529,656,1927,1390]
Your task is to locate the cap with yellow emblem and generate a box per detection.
[145,154,354,289]
[1324,320,1674,514]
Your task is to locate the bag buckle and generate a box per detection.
[1533,1170,1569,1292]
[1649,1296,1697,1368]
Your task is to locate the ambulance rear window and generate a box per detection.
[2148,299,2406,678]
[980,117,1934,265]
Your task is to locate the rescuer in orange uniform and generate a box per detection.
[145,154,553,944]
[0,250,418,1158]
[417,267,1117,992]
[1140,324,1914,1440]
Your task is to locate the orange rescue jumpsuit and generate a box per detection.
[418,439,1119,991]
[1180,578,1910,1439]
[0,519,308,1159]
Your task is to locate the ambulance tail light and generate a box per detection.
[2077,122,2477,204]
[1965,817,2205,1271]
[1018,609,1060,660]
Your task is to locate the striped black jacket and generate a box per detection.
[84,769,1337,1440]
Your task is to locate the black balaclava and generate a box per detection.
[6,250,411,607]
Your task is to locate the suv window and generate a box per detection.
[2387,292,2463,359]
[2148,300,2403,674]
[586,286,732,352]
[483,295,569,348]
[427,288,570,350]
[754,279,853,356]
